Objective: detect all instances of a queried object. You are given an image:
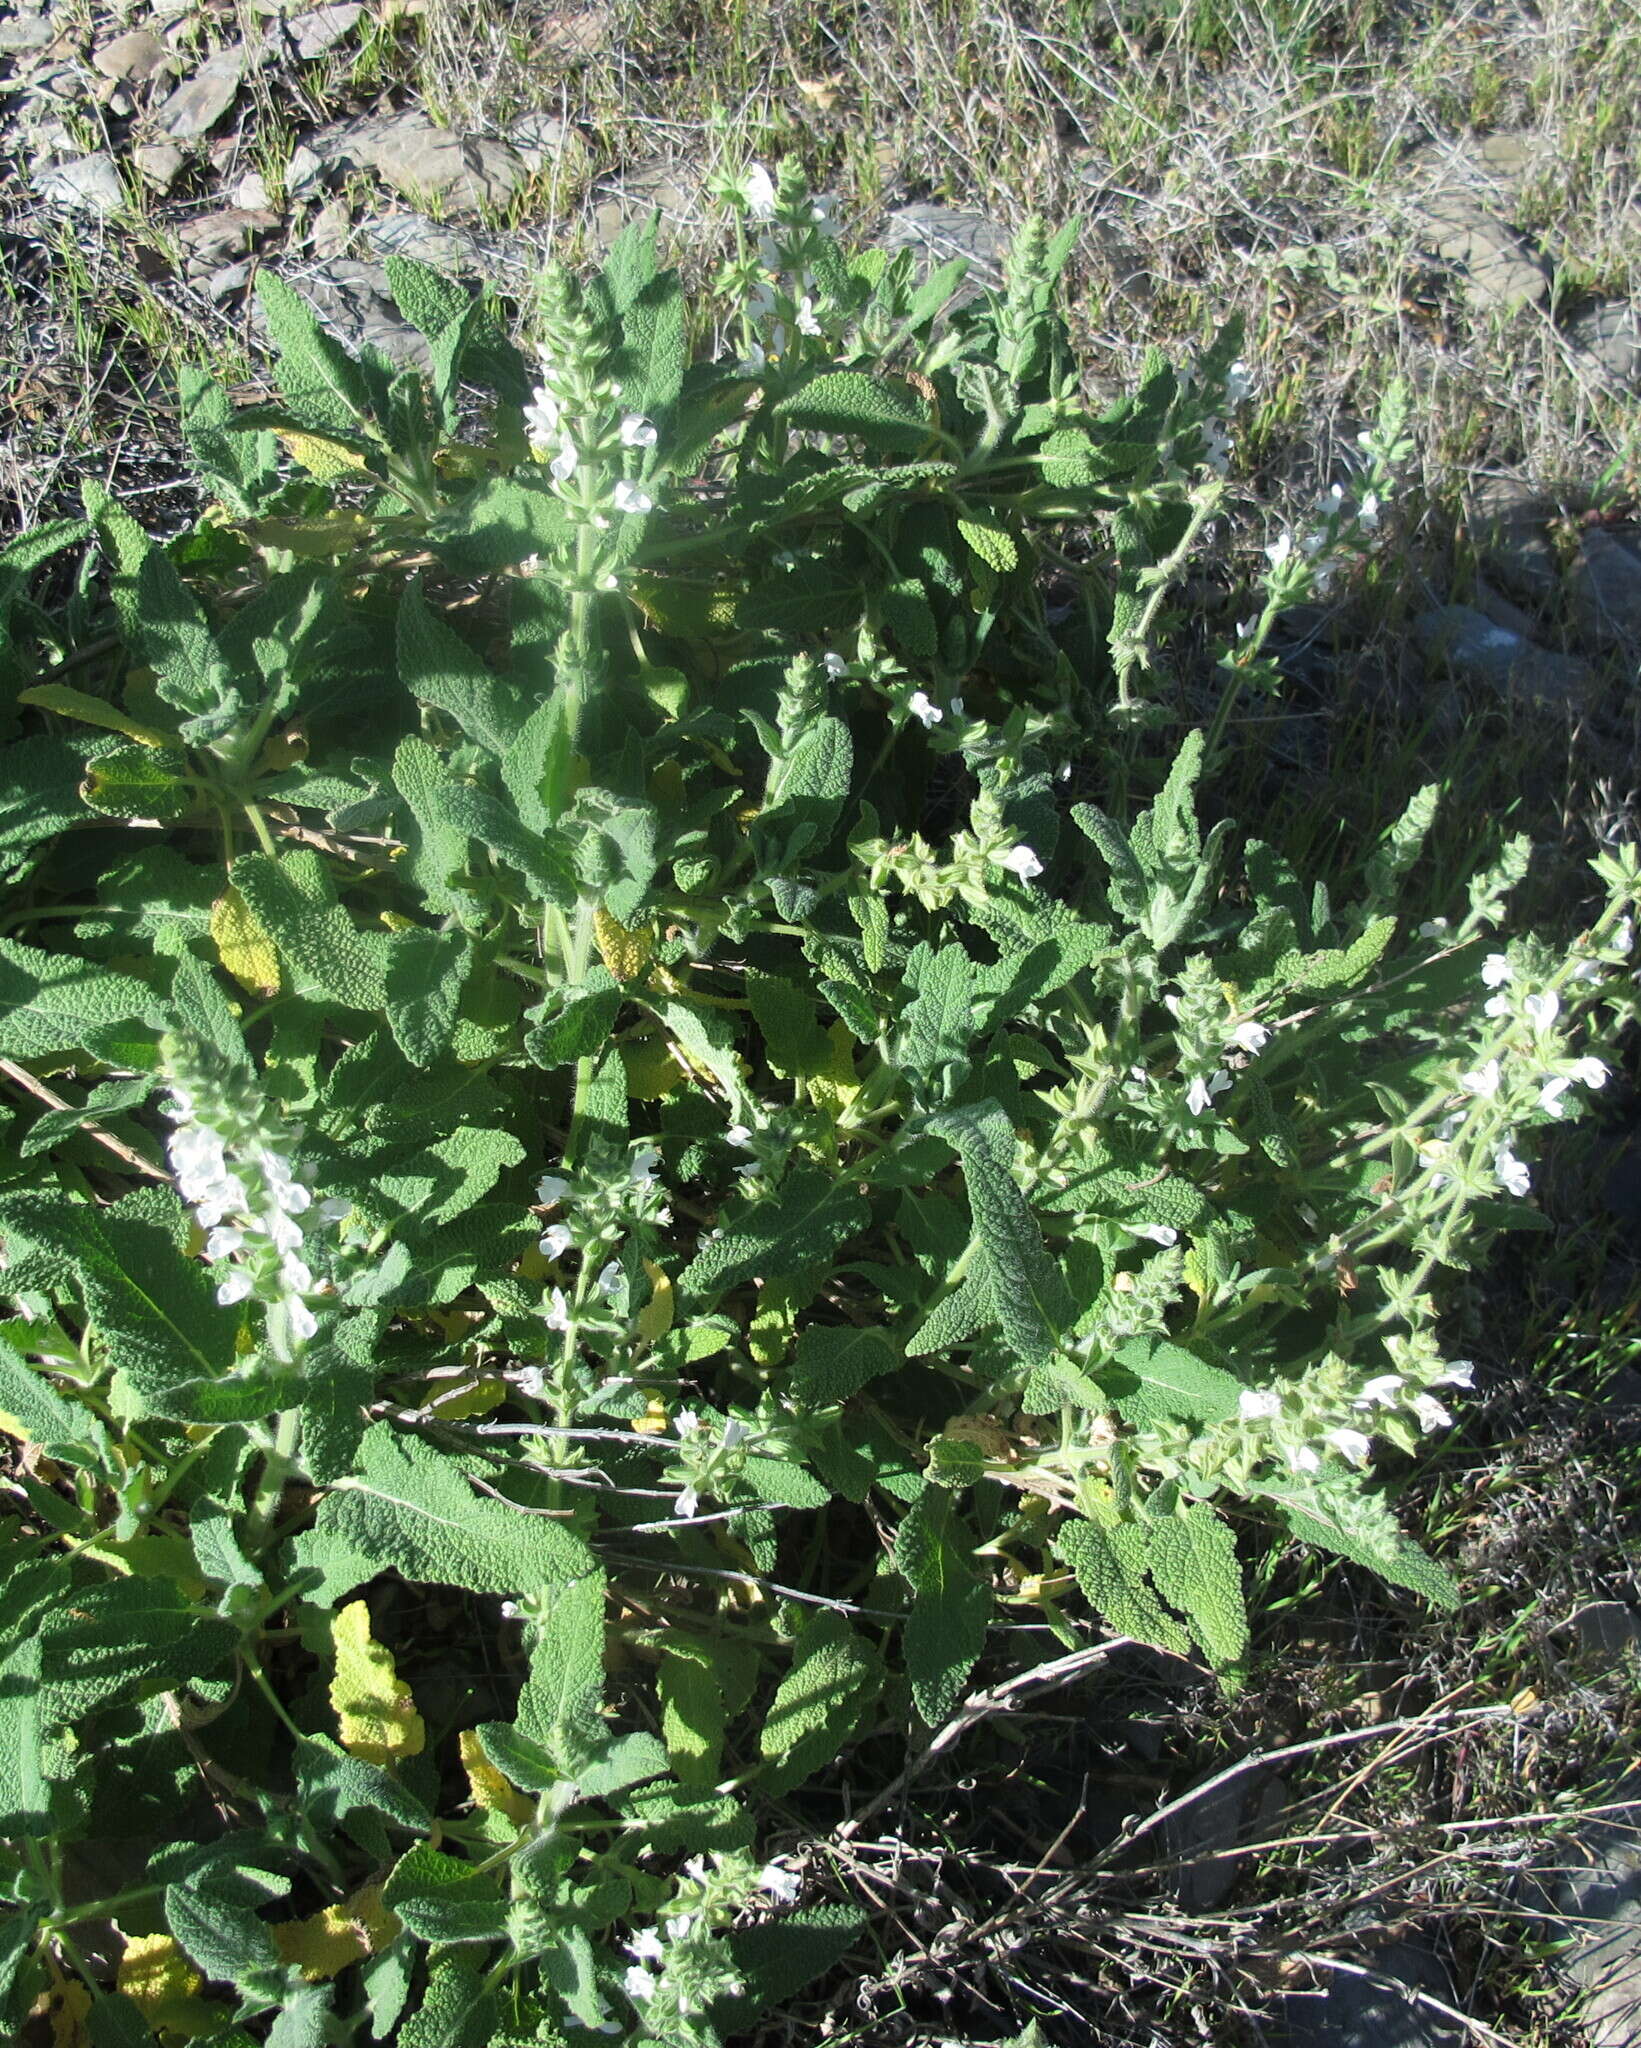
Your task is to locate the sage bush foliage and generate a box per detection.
[0,160,1633,2046]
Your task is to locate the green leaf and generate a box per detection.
[657,1633,755,1787]
[895,1489,990,1723]
[747,974,832,1078]
[905,1264,996,1356]
[398,1955,498,2048]
[230,851,389,1012]
[1274,915,1397,996]
[760,1610,882,1792]
[515,1562,606,1765]
[166,1854,287,1994]
[427,476,575,574]
[391,734,481,920]
[775,372,934,455]
[385,927,472,1067]
[1254,1471,1460,1607]
[437,778,576,907]
[898,943,976,1088]
[382,1845,509,1945]
[611,269,688,421]
[41,1579,239,1724]
[293,1733,432,1837]
[255,270,376,439]
[678,1168,870,1300]
[180,363,279,516]
[79,741,192,822]
[0,934,162,1060]
[1055,1516,1190,1656]
[716,1903,867,2034]
[0,737,88,870]
[0,1636,45,1830]
[789,1325,899,1405]
[957,513,1018,572]
[1109,1337,1242,1429]
[0,1328,104,1457]
[1146,1502,1249,1674]
[397,577,522,756]
[384,255,479,430]
[929,1101,1072,1370]
[524,973,620,1070]
[293,1422,597,1602]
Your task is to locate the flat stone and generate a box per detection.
[92,29,176,84]
[204,259,253,301]
[178,206,278,267]
[881,203,1011,307]
[132,139,186,193]
[1568,1602,1641,1667]
[154,42,247,141]
[1569,530,1641,656]
[362,209,539,281]
[313,110,528,215]
[288,3,363,58]
[309,199,352,259]
[0,11,52,50]
[1282,1939,1464,2048]
[589,159,700,249]
[1536,1796,1641,2048]
[1411,186,1548,312]
[1464,477,1563,608]
[32,151,126,215]
[285,142,326,198]
[1414,605,1594,709]
[1572,302,1641,393]
[254,260,430,369]
[231,170,272,211]
[507,109,580,173]
[535,6,611,59]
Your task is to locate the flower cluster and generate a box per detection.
[524,266,661,541]
[621,1854,796,2027]
[720,158,841,371]
[161,1033,345,1365]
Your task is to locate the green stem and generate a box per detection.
[243,1406,302,1554]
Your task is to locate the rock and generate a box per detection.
[881,203,1011,306]
[309,199,353,259]
[1572,302,1641,393]
[133,139,186,192]
[1535,1793,1641,2048]
[232,170,272,211]
[154,42,247,141]
[0,11,52,51]
[1567,1602,1641,1667]
[285,142,326,198]
[288,2,363,57]
[1414,605,1594,709]
[1464,477,1562,608]
[204,259,253,302]
[1410,185,1548,312]
[1163,1769,1278,1910]
[589,159,700,249]
[92,29,176,85]
[1569,530,1641,656]
[178,207,278,269]
[312,110,528,214]
[1282,1939,1464,2048]
[362,209,538,281]
[535,6,611,59]
[507,109,579,172]
[32,152,126,215]
[254,260,430,369]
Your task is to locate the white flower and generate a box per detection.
[549,440,578,483]
[1225,359,1252,405]
[1495,1146,1531,1197]
[1459,1059,1501,1099]
[1417,918,1449,938]
[1439,1359,1475,1387]
[523,387,561,445]
[1484,990,1512,1019]
[1481,953,1512,988]
[999,844,1044,881]
[760,1862,802,1904]
[675,1485,700,1519]
[743,162,777,217]
[664,1913,696,1942]
[1265,532,1293,567]
[516,1366,547,1399]
[1358,491,1381,532]
[823,652,846,678]
[1356,1373,1403,1408]
[623,1965,657,2003]
[204,1226,244,1261]
[1538,1076,1573,1117]
[721,1416,751,1448]
[539,1223,573,1259]
[1239,1388,1281,1421]
[1411,1393,1452,1434]
[316,1196,352,1225]
[907,689,943,727]
[1186,1070,1232,1117]
[544,1286,571,1332]
[674,1408,701,1437]
[537,1173,569,1205]
[726,1124,752,1148]
[1573,960,1603,983]
[281,1257,313,1294]
[216,1271,254,1306]
[1572,1056,1609,1088]
[597,1260,623,1300]
[1327,1428,1373,1466]
[1614,916,1635,956]
[1284,1444,1321,1473]
[1229,1020,1270,1055]
[1523,990,1560,1029]
[612,480,653,515]
[795,296,822,337]
[630,1146,661,1187]
[619,413,658,448]
[736,339,767,375]
[1124,1222,1179,1246]
[288,1299,318,1344]
[625,1930,665,1963]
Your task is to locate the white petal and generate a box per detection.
[215,1271,254,1305]
[1481,953,1512,988]
[1239,1388,1281,1420]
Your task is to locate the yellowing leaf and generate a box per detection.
[622,1035,685,1100]
[244,511,370,558]
[47,1978,91,2048]
[809,1019,861,1116]
[330,1601,425,1767]
[272,1888,401,1981]
[637,1260,674,1343]
[117,1933,203,2025]
[277,430,368,480]
[210,886,281,997]
[594,906,654,983]
[18,683,174,748]
[426,1374,507,1420]
[459,1728,534,1826]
